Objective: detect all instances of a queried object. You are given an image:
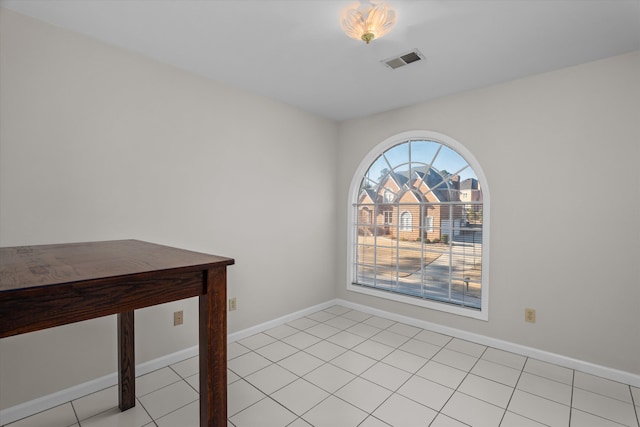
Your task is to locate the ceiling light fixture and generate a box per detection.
[340,1,397,44]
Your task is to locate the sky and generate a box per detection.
[363,140,478,189]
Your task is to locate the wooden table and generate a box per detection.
[0,240,234,426]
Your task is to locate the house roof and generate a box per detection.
[383,172,409,189]
[376,172,410,201]
[368,167,465,203]
[410,169,456,202]
[359,188,378,203]
[460,178,479,190]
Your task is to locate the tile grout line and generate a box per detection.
[568,368,575,427]
[138,365,199,426]
[631,385,640,427]
[344,322,431,425]
[495,357,544,427]
[342,312,482,427]
[68,400,81,427]
[434,343,490,426]
[277,309,517,427]
[428,346,473,427]
[288,310,401,425]
[313,309,588,427]
[9,305,637,427]
[228,310,364,424]
[137,394,156,426]
[236,309,423,426]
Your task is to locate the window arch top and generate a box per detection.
[361,139,482,204]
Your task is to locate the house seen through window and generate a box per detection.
[349,133,488,319]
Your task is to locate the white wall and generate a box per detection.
[336,51,640,375]
[0,8,337,409]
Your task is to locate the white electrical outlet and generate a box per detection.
[229,298,237,311]
[525,308,536,323]
[174,310,184,326]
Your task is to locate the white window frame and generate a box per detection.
[383,211,393,225]
[399,211,412,231]
[426,215,434,232]
[384,190,394,203]
[346,130,490,321]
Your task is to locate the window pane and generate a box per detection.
[410,140,440,167]
[365,155,391,188]
[431,145,468,178]
[384,143,409,170]
[352,138,485,312]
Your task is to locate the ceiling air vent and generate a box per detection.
[382,49,425,70]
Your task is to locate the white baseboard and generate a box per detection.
[227,299,340,343]
[228,297,639,387]
[0,372,116,425]
[0,300,339,425]
[335,299,640,388]
[2,298,638,425]
[0,346,199,425]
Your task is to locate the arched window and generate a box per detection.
[348,131,489,320]
[400,211,412,231]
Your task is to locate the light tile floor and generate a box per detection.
[4,305,639,427]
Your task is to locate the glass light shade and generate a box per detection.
[340,1,397,44]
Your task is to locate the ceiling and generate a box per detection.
[2,0,639,121]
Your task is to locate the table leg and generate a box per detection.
[199,266,227,426]
[118,311,136,411]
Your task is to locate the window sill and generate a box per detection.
[347,282,488,321]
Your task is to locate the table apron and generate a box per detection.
[0,270,205,337]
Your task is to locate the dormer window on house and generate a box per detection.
[384,190,395,203]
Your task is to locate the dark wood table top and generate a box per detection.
[0,239,234,292]
[0,239,234,425]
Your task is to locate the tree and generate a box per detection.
[377,168,390,183]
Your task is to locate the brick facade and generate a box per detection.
[358,170,469,242]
